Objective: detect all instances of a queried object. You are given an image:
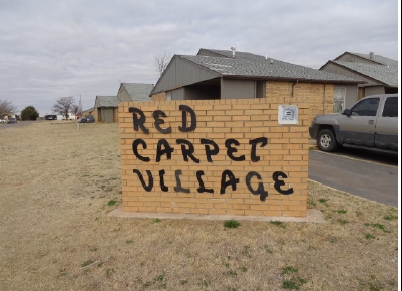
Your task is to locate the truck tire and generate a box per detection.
[317,129,339,152]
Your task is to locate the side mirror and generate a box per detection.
[343,109,351,117]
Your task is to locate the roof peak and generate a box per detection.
[341,52,397,66]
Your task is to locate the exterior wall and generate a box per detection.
[171,88,185,100]
[152,92,166,101]
[358,88,365,100]
[119,98,310,217]
[321,63,379,86]
[221,79,256,99]
[114,108,119,122]
[117,86,132,102]
[152,57,220,95]
[344,84,359,109]
[97,107,118,122]
[183,85,220,100]
[93,109,99,122]
[265,81,334,122]
[365,86,385,97]
[82,108,94,116]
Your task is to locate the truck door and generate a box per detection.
[338,97,380,147]
[375,96,398,151]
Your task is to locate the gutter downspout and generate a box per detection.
[291,80,298,104]
[254,82,257,98]
[323,84,326,114]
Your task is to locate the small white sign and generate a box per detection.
[278,105,298,124]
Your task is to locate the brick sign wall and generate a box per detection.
[119,98,309,217]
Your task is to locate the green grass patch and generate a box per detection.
[281,266,307,290]
[200,279,210,287]
[107,199,118,206]
[281,266,299,275]
[222,259,230,269]
[106,268,115,277]
[270,220,286,228]
[153,219,162,223]
[282,276,308,290]
[224,220,241,228]
[240,266,248,272]
[364,223,391,233]
[307,199,316,207]
[242,245,252,257]
[336,209,347,214]
[383,215,397,221]
[337,219,348,225]
[264,244,273,254]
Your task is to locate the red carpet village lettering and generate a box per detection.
[129,105,294,202]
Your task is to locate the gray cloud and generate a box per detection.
[0,0,398,116]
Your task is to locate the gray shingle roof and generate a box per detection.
[122,83,153,101]
[332,61,398,87]
[96,96,118,107]
[346,52,398,67]
[181,50,359,83]
[199,49,271,62]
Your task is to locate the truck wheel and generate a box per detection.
[317,129,339,152]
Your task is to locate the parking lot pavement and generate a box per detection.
[309,148,398,207]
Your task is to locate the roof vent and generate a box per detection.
[265,55,268,60]
[231,46,236,58]
[270,59,273,64]
[369,52,374,59]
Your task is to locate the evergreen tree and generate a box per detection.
[21,106,39,121]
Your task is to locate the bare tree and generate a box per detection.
[154,52,172,76]
[0,100,17,118]
[71,104,80,118]
[52,97,75,120]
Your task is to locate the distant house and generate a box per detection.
[90,84,154,123]
[117,83,154,102]
[2,112,18,121]
[94,96,118,123]
[81,107,94,117]
[320,52,398,111]
[150,48,362,120]
[56,113,76,120]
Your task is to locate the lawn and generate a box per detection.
[0,121,398,290]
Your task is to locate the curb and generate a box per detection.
[107,205,326,223]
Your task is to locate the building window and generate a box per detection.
[334,86,346,113]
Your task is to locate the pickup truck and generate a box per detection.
[309,93,398,153]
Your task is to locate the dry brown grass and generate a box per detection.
[0,121,399,291]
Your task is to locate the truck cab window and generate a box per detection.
[351,98,379,116]
[382,97,398,117]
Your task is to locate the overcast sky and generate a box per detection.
[0,0,399,116]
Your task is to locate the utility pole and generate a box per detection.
[77,95,82,130]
